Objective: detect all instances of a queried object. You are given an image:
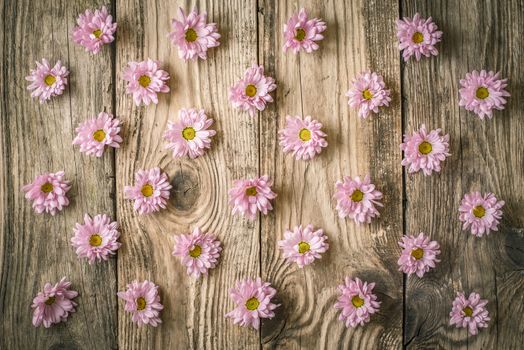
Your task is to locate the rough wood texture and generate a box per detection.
[259,0,402,348]
[115,0,260,349]
[402,0,524,349]
[0,1,117,349]
[2,0,523,349]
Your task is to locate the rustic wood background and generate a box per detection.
[1,0,523,349]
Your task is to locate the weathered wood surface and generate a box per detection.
[1,0,523,349]
[402,1,524,349]
[1,0,117,349]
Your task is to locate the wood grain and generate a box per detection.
[259,0,403,348]
[115,0,261,349]
[0,0,117,349]
[402,0,524,349]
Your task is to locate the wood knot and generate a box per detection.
[170,170,200,211]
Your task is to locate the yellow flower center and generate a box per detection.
[412,32,424,44]
[245,186,257,196]
[245,297,260,311]
[45,296,56,305]
[89,234,103,247]
[41,182,54,193]
[476,87,489,100]
[245,84,257,97]
[411,248,424,260]
[141,184,154,197]
[185,28,198,42]
[351,295,364,308]
[189,245,202,258]
[350,189,364,202]
[299,128,311,142]
[295,28,306,41]
[136,296,147,311]
[182,127,196,141]
[138,75,151,88]
[418,141,433,155]
[472,205,486,218]
[463,306,473,317]
[44,75,56,86]
[362,89,373,100]
[298,241,310,254]
[93,29,103,38]
[93,129,106,142]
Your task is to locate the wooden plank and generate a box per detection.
[258,0,403,348]
[402,0,524,349]
[0,0,117,349]
[115,0,260,348]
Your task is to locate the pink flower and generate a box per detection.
[397,232,440,278]
[163,108,216,159]
[23,171,71,215]
[459,192,504,237]
[168,8,220,61]
[123,59,170,106]
[31,277,78,328]
[396,13,442,62]
[228,175,277,220]
[278,115,328,160]
[124,167,172,215]
[71,214,121,264]
[334,277,380,328]
[117,280,163,327]
[449,292,490,335]
[458,70,510,119]
[278,224,329,268]
[172,227,222,278]
[72,112,123,157]
[346,71,391,118]
[229,64,276,117]
[282,8,326,54]
[225,278,279,330]
[72,6,116,54]
[333,175,383,224]
[400,124,450,176]
[25,59,69,103]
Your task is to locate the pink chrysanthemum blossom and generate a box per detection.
[282,8,326,54]
[397,232,440,278]
[333,175,383,224]
[23,171,71,215]
[346,71,391,118]
[31,277,78,328]
[458,70,510,119]
[72,6,117,54]
[396,13,442,62]
[229,64,276,117]
[228,175,277,220]
[71,213,121,264]
[124,167,172,215]
[168,8,220,61]
[449,292,490,335]
[123,59,170,106]
[72,112,123,157]
[400,124,450,176]
[334,277,380,328]
[118,280,164,327]
[25,59,69,103]
[278,115,328,160]
[459,192,504,237]
[163,108,216,159]
[172,227,222,278]
[225,278,279,330]
[277,224,329,268]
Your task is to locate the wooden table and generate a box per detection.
[2,0,523,349]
